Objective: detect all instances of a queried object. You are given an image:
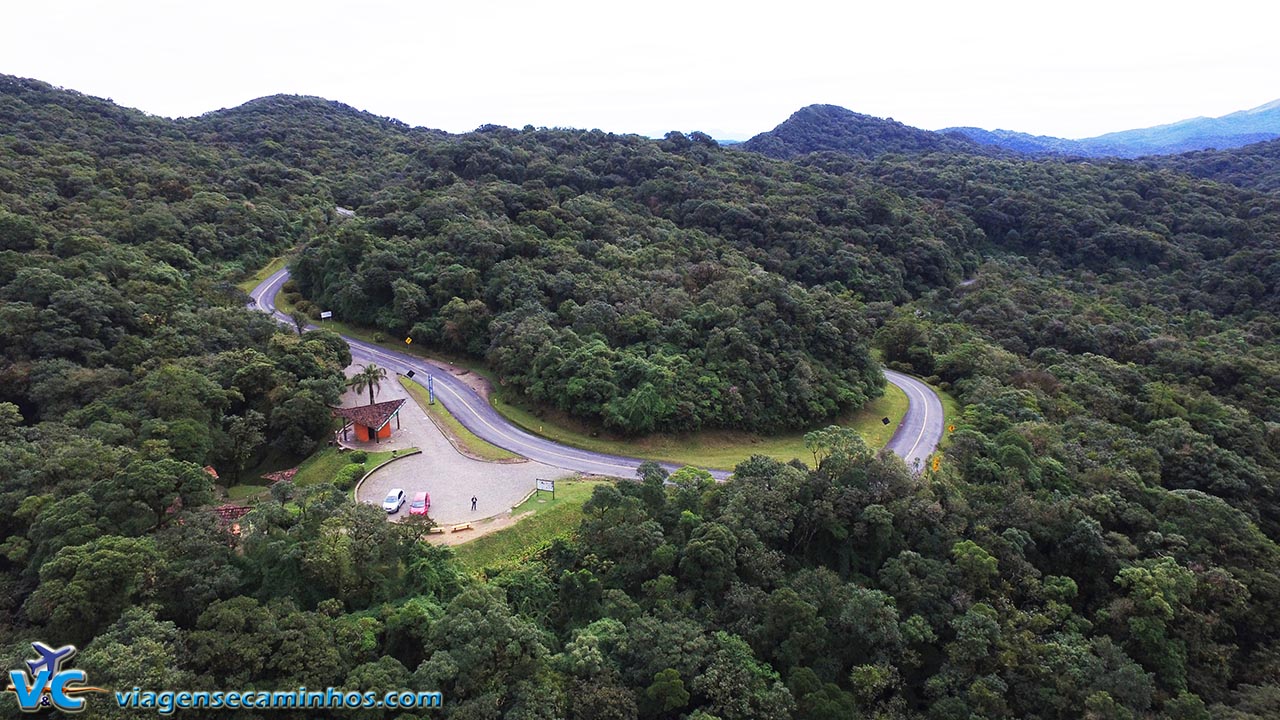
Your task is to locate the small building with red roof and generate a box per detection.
[332,398,407,443]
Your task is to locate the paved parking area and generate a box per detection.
[343,369,573,524]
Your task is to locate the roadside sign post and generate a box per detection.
[536,478,555,500]
[427,375,435,404]
[320,310,333,319]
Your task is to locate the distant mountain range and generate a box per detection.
[946,99,1280,158]
[742,99,1280,161]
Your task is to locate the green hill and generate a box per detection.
[741,103,992,159]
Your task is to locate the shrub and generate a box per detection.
[334,462,365,490]
[347,450,368,464]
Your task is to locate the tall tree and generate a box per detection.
[24,535,164,645]
[223,410,266,482]
[289,309,309,335]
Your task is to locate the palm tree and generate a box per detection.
[348,363,388,405]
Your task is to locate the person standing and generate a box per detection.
[471,495,477,512]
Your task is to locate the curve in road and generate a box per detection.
[882,370,945,472]
[250,269,944,477]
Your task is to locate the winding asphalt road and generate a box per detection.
[882,370,945,472]
[250,269,944,477]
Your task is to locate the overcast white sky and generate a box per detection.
[2,1,1275,140]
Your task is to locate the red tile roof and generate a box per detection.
[212,504,251,538]
[331,398,406,430]
[212,504,251,522]
[261,467,298,484]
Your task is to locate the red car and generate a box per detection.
[409,492,430,516]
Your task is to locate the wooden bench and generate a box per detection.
[450,523,473,533]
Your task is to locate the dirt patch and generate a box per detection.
[421,358,495,402]
[428,510,533,546]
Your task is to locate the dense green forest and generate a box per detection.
[1145,138,1280,194]
[1,74,1279,719]
[288,124,986,434]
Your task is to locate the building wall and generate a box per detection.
[353,422,392,442]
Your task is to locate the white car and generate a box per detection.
[382,488,406,514]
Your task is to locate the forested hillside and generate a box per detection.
[1145,138,1280,194]
[0,76,350,456]
[1,75,1279,719]
[940,126,1086,156]
[286,126,988,434]
[741,104,991,160]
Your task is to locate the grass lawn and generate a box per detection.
[489,382,909,470]
[291,446,353,487]
[227,445,412,500]
[399,377,520,461]
[294,446,405,486]
[452,480,603,573]
[227,484,269,501]
[236,256,289,293]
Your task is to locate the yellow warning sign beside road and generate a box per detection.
[931,456,941,472]
[404,337,413,345]
[947,424,956,433]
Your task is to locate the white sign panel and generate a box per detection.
[319,311,333,319]
[536,479,555,492]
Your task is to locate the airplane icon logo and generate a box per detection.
[26,642,76,677]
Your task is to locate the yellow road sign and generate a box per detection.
[947,424,955,433]
[404,337,413,345]
[931,456,941,472]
